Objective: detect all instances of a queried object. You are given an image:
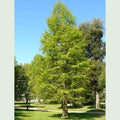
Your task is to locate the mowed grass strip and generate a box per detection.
[15,109,105,120]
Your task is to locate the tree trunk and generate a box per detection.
[62,95,68,118]
[96,90,100,109]
[61,102,63,108]
[26,99,29,110]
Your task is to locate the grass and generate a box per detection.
[15,102,105,112]
[15,108,105,120]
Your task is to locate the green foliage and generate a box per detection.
[79,18,106,107]
[79,18,105,60]
[99,65,105,103]
[47,1,76,33]
[27,54,45,100]
[15,63,29,101]
[28,1,90,108]
[98,65,105,89]
[40,1,90,105]
[89,60,105,91]
[14,57,31,102]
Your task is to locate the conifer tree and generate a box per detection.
[40,1,90,117]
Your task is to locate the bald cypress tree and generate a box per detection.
[40,1,90,117]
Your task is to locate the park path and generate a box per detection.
[15,106,105,114]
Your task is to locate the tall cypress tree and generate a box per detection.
[40,1,90,117]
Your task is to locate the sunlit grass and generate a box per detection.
[15,102,105,112]
[15,109,105,120]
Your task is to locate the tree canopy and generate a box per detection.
[79,18,105,108]
[28,1,90,118]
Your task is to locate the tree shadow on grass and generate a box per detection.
[16,105,45,108]
[87,109,105,112]
[15,102,31,105]
[86,106,105,113]
[15,108,49,112]
[15,102,45,109]
[67,105,84,109]
[15,103,26,104]
[15,109,31,120]
[51,113,105,120]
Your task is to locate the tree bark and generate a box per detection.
[96,90,100,109]
[62,95,68,118]
[26,95,30,110]
[26,99,29,110]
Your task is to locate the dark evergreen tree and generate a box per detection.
[79,18,105,109]
[14,59,30,110]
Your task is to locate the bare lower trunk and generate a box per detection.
[96,90,100,109]
[26,98,30,110]
[62,95,68,118]
[26,99,29,110]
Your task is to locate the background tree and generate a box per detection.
[15,65,27,100]
[39,1,90,118]
[14,59,30,109]
[79,18,105,109]
[27,54,48,101]
[23,63,31,110]
[98,64,105,89]
[98,64,106,105]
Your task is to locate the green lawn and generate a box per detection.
[15,102,105,112]
[15,109,105,120]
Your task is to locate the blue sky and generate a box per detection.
[15,0,105,64]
